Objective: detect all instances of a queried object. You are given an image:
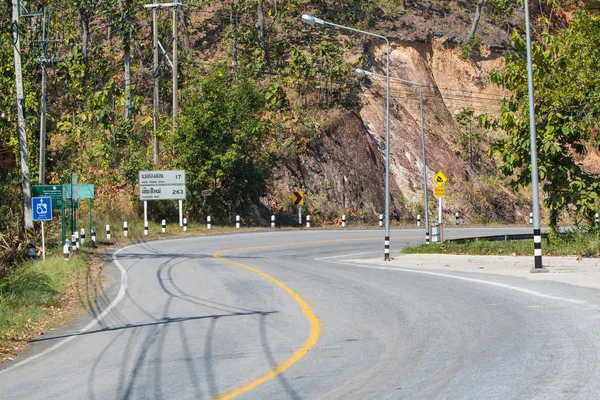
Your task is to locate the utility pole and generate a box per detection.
[39,19,47,184]
[35,7,62,185]
[144,2,184,165]
[153,0,159,164]
[12,0,41,256]
[172,5,178,131]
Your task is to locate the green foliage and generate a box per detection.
[489,12,600,234]
[404,239,534,256]
[317,0,383,28]
[459,35,483,60]
[454,106,485,170]
[311,40,349,108]
[172,64,275,220]
[265,79,289,109]
[485,0,517,21]
[0,251,88,352]
[404,227,600,257]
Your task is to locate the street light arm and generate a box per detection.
[301,13,388,42]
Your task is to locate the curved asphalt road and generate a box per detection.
[1,227,600,399]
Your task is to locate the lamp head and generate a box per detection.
[354,68,373,77]
[301,14,324,26]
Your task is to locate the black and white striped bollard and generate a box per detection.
[529,212,533,224]
[80,228,86,246]
[379,214,383,227]
[123,221,128,238]
[595,213,599,225]
[91,226,96,243]
[417,214,421,227]
[71,234,77,250]
[236,215,240,229]
[161,219,166,233]
[63,241,70,261]
[306,215,311,228]
[342,215,346,228]
[534,228,542,269]
[271,215,275,228]
[144,221,148,236]
[385,235,390,259]
[207,216,212,230]
[106,225,111,241]
[455,212,460,225]
[183,217,188,232]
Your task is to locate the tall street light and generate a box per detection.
[355,68,430,244]
[301,14,392,261]
[523,0,546,272]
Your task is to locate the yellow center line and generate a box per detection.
[211,236,422,399]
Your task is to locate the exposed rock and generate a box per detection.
[266,110,399,224]
[266,38,526,225]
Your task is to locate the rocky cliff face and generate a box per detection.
[266,40,527,225]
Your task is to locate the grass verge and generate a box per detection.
[0,246,105,362]
[403,228,600,257]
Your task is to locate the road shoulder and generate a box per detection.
[349,253,600,290]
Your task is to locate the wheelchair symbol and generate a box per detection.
[36,200,48,216]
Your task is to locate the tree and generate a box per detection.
[117,0,133,119]
[75,0,101,58]
[463,0,485,44]
[455,106,484,170]
[172,64,275,219]
[489,12,600,237]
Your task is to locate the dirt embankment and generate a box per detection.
[266,38,522,225]
[340,39,522,224]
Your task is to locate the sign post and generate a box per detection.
[32,197,52,260]
[62,185,66,245]
[71,173,78,234]
[433,170,448,243]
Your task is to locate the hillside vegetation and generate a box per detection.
[1,0,599,267]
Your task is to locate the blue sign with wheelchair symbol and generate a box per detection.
[32,197,52,221]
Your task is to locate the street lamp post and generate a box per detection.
[523,0,545,272]
[301,14,392,260]
[355,69,430,244]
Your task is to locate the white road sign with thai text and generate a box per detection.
[139,170,186,200]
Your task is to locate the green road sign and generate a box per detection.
[33,184,94,210]
[65,184,94,199]
[32,185,63,209]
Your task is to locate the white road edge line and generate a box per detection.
[0,245,130,375]
[315,251,380,261]
[325,259,591,306]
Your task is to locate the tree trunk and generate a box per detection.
[76,2,90,57]
[80,15,89,56]
[463,0,485,43]
[257,0,270,69]
[118,0,132,119]
[179,6,191,50]
[230,1,238,77]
